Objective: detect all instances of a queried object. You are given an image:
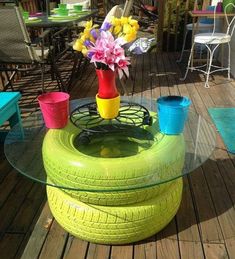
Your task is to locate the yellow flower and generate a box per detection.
[82,20,99,38]
[83,29,91,38]
[123,23,132,34]
[85,20,93,30]
[129,19,139,30]
[113,25,122,35]
[120,16,128,25]
[124,27,137,42]
[111,17,121,26]
[81,47,88,56]
[80,34,87,41]
[73,39,83,51]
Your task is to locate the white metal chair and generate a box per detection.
[177,20,214,62]
[181,3,235,88]
[177,2,217,63]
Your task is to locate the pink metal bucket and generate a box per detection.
[38,92,70,129]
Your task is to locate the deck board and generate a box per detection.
[0,52,235,258]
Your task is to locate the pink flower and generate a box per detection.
[86,30,130,78]
[117,58,130,69]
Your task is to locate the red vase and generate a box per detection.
[96,69,119,99]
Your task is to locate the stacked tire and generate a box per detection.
[43,113,185,244]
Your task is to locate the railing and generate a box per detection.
[158,0,194,52]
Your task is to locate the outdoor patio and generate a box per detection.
[0,51,235,258]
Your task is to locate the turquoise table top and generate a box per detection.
[0,92,21,110]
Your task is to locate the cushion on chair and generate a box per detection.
[194,33,231,44]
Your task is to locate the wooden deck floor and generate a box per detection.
[1,52,235,259]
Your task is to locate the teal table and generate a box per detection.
[0,92,24,140]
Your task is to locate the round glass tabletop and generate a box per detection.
[4,96,216,191]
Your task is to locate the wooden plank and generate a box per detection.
[155,52,170,96]
[203,243,229,258]
[21,203,54,259]
[0,176,33,233]
[132,55,143,96]
[142,53,152,100]
[14,197,48,258]
[163,52,180,96]
[189,167,224,243]
[0,171,21,207]
[7,183,46,233]
[86,243,110,259]
[110,245,133,259]
[63,236,88,259]
[149,52,160,99]
[38,220,68,259]
[225,238,235,258]
[176,178,205,259]
[156,219,180,259]
[134,236,156,259]
[0,233,24,258]
[0,155,13,184]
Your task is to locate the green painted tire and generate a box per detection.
[43,112,185,205]
[47,178,183,244]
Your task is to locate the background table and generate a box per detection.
[25,9,98,28]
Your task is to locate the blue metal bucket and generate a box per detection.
[157,96,191,135]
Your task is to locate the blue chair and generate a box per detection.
[0,92,24,141]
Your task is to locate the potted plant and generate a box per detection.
[73,17,139,119]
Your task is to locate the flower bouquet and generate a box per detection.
[73,17,139,119]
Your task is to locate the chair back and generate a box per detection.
[211,3,235,35]
[0,6,39,64]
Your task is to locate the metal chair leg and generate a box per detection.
[177,29,189,63]
[228,42,231,80]
[204,44,219,88]
[180,42,195,81]
[41,63,45,93]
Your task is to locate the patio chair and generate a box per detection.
[0,6,65,92]
[176,19,214,63]
[181,3,235,88]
